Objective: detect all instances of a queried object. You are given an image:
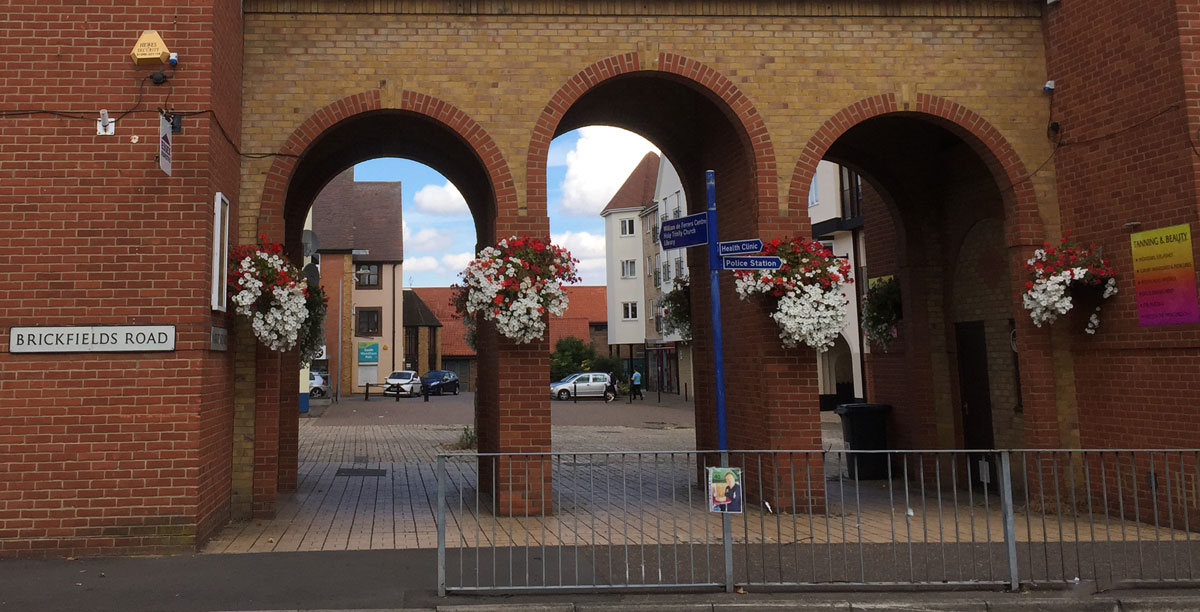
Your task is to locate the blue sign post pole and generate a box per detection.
[705,170,736,593]
[705,170,728,454]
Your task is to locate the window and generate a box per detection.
[356,263,381,289]
[622,301,638,320]
[210,192,230,311]
[356,307,382,336]
[621,259,636,278]
[662,262,670,283]
[620,218,635,236]
[840,166,863,220]
[675,257,684,278]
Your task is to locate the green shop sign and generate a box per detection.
[357,342,379,363]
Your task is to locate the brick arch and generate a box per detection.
[525,52,778,217]
[255,89,518,243]
[789,93,1042,247]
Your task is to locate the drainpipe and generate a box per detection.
[392,263,398,373]
[851,228,867,402]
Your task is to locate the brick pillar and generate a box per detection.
[231,318,257,520]
[278,348,300,492]
[475,319,553,516]
[253,345,281,517]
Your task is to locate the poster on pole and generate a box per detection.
[1130,224,1200,326]
[707,467,743,514]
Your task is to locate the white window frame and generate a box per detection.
[621,259,636,278]
[210,192,230,312]
[620,218,635,236]
[808,174,819,208]
[622,301,638,320]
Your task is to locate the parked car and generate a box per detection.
[421,370,460,395]
[309,372,329,398]
[383,370,422,397]
[550,372,612,401]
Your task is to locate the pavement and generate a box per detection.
[7,396,1199,611]
[4,548,1200,612]
[308,390,697,428]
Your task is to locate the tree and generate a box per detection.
[550,336,596,381]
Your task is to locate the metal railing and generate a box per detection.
[436,449,1200,595]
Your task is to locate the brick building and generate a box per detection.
[412,286,609,392]
[2,1,1199,557]
[310,168,405,395]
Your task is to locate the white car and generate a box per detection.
[309,372,329,398]
[550,372,612,401]
[383,370,422,397]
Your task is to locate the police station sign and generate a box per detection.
[8,325,176,353]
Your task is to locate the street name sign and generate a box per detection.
[721,256,783,270]
[660,212,709,249]
[718,239,763,256]
[9,325,176,353]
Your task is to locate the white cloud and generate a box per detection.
[404,256,440,273]
[551,230,607,285]
[440,252,475,273]
[559,126,659,216]
[403,221,454,253]
[413,181,469,215]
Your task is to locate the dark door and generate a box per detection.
[955,322,996,488]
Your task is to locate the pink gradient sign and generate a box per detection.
[1130,224,1200,326]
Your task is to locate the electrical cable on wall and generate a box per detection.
[0,72,301,161]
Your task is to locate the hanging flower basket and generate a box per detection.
[228,236,324,359]
[861,276,902,351]
[661,276,692,341]
[733,236,853,352]
[1021,231,1117,334]
[454,236,580,344]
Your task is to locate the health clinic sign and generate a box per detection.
[1130,224,1200,326]
[9,325,176,353]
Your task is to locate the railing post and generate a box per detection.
[437,454,447,596]
[999,451,1020,591]
[721,450,734,593]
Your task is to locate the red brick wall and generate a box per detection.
[1045,1,1200,450]
[0,1,241,556]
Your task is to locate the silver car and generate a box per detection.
[383,370,422,397]
[550,372,611,401]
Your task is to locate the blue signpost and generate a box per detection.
[721,255,783,270]
[660,212,709,250]
[718,238,763,256]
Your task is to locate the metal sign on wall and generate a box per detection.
[9,325,176,353]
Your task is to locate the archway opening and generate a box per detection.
[816,113,1024,453]
[220,104,506,550]
[538,70,768,459]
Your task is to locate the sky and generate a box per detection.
[351,126,659,287]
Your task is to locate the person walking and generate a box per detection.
[604,371,617,403]
[631,369,643,400]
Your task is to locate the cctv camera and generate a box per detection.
[1043,80,1055,92]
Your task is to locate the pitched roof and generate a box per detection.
[402,290,442,328]
[600,152,660,215]
[411,286,608,358]
[311,168,404,262]
[411,287,472,357]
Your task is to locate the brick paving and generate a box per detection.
[205,403,1193,574]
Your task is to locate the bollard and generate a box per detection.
[395,383,400,402]
[364,383,370,401]
[423,382,430,402]
[573,382,577,403]
[684,382,688,402]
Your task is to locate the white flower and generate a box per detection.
[734,269,851,352]
[458,237,578,344]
